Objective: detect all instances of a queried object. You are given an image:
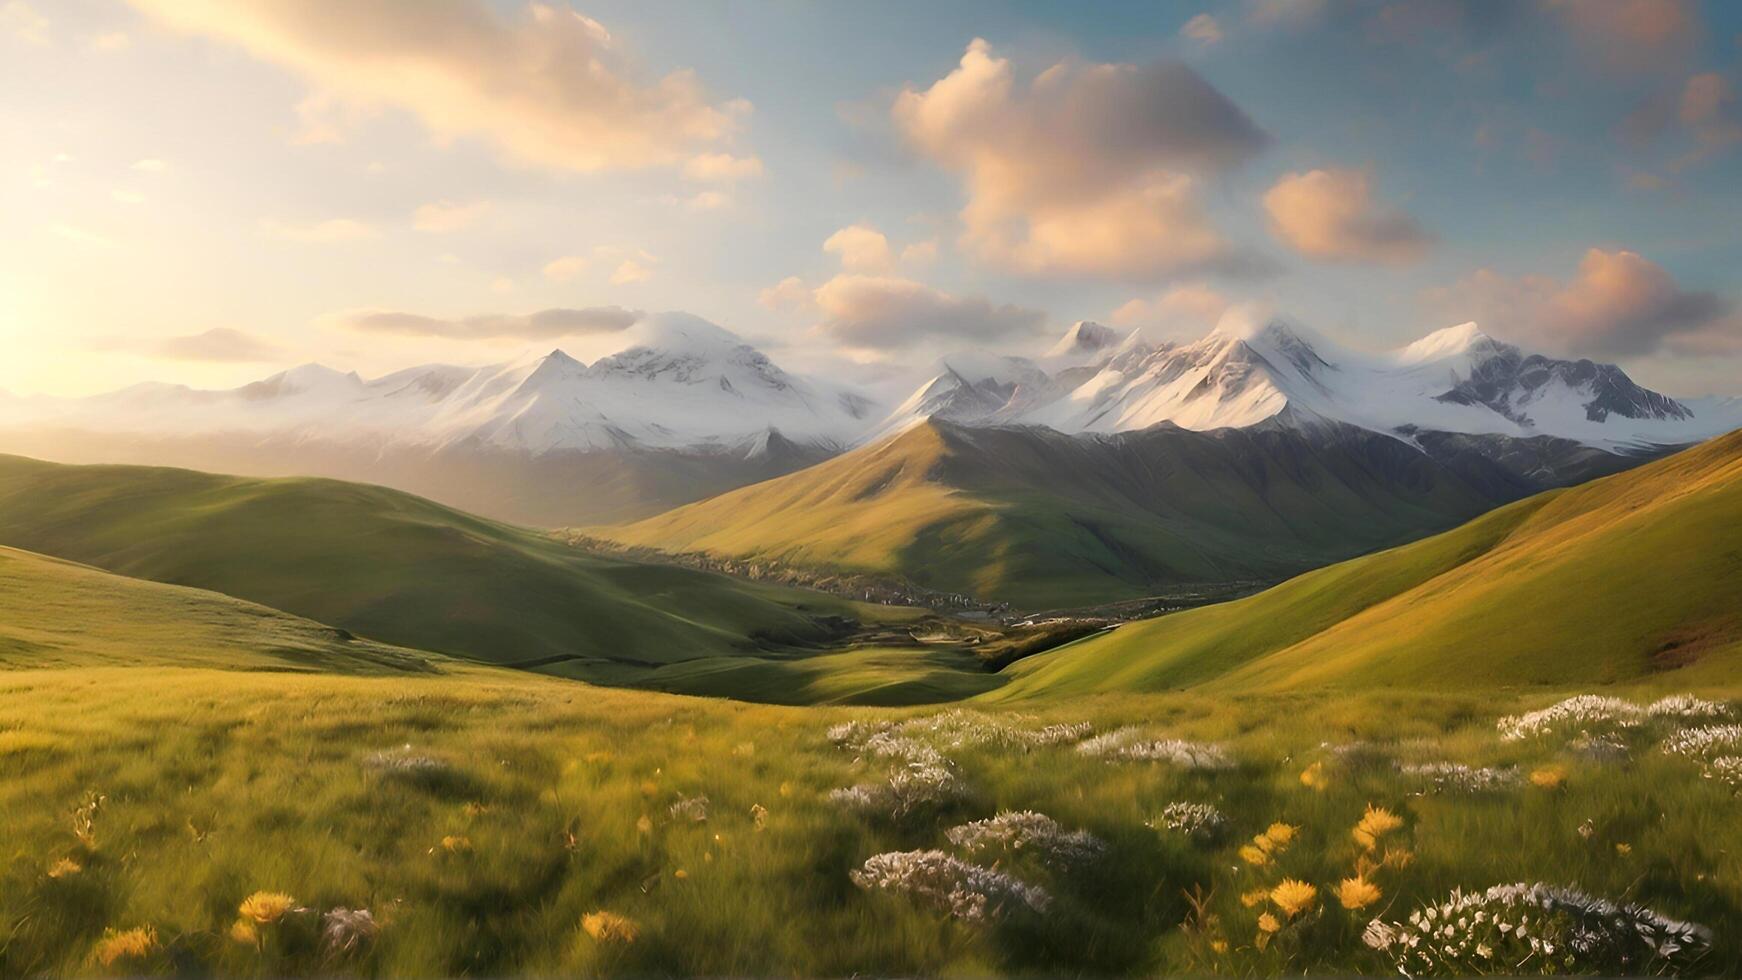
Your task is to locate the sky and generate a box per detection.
[2,0,1740,400]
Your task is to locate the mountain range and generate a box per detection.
[2,311,1737,538]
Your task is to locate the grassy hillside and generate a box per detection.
[990,429,1742,700]
[0,454,885,675]
[0,545,437,674]
[599,419,1532,608]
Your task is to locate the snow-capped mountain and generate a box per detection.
[886,314,1742,453]
[5,313,879,455]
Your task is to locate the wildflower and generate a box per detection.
[1210,939,1229,953]
[828,761,968,820]
[229,919,259,946]
[92,927,157,967]
[322,907,378,953]
[778,781,794,798]
[673,869,688,880]
[238,891,297,925]
[1151,802,1227,842]
[1300,761,1328,790]
[1261,822,1298,851]
[1337,876,1382,910]
[669,794,709,823]
[441,835,472,853]
[1529,766,1567,789]
[1352,805,1405,850]
[946,810,1105,869]
[750,803,769,830]
[1661,724,1742,760]
[47,857,82,878]
[581,911,640,943]
[1238,844,1271,866]
[1076,728,1232,769]
[362,747,450,777]
[1577,818,1596,840]
[1257,912,1281,933]
[1646,694,1731,719]
[1270,879,1318,918]
[851,849,1050,923]
[1497,695,1644,741]
[1400,761,1520,793]
[1240,888,1269,908]
[636,814,653,835]
[1615,842,1632,856]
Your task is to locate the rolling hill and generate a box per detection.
[596,417,1585,608]
[987,428,1742,699]
[0,454,885,677]
[0,545,437,674]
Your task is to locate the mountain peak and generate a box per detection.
[1045,320,1120,359]
[1395,322,1506,365]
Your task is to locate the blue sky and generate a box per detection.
[2,0,1738,398]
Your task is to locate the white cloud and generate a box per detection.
[259,217,377,243]
[758,276,813,312]
[127,0,751,172]
[812,274,1045,350]
[900,240,939,267]
[682,152,764,182]
[823,224,894,272]
[333,306,641,340]
[412,200,490,233]
[893,38,1269,281]
[1262,167,1432,264]
[542,254,589,282]
[610,259,654,284]
[1111,282,1230,334]
[1181,13,1225,44]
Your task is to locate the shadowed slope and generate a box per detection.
[989,430,1742,699]
[599,418,1536,608]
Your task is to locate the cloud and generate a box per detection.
[823,224,894,272]
[812,274,1045,350]
[260,217,376,243]
[1110,282,1230,333]
[1,1,48,45]
[155,327,284,362]
[1262,167,1431,264]
[758,276,813,312]
[412,200,490,233]
[334,306,641,340]
[542,254,589,282]
[610,259,654,284]
[900,240,939,266]
[893,38,1269,281]
[1181,13,1224,45]
[126,0,749,173]
[1679,72,1742,151]
[1429,248,1734,357]
[682,152,763,181]
[682,189,731,211]
[1542,0,1699,73]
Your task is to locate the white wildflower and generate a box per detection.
[1075,728,1232,770]
[1498,695,1645,741]
[668,794,709,823]
[946,810,1105,868]
[1400,762,1521,793]
[850,849,1049,922]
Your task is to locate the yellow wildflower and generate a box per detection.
[1262,822,1298,849]
[1238,844,1271,866]
[1210,939,1230,954]
[237,891,296,925]
[581,910,640,944]
[1257,911,1281,933]
[1352,805,1405,850]
[1380,847,1415,870]
[1530,766,1567,789]
[92,927,157,967]
[1240,888,1270,908]
[1270,879,1318,918]
[47,857,82,879]
[229,919,259,946]
[1300,761,1328,790]
[673,868,689,880]
[1336,876,1382,910]
[1616,842,1633,856]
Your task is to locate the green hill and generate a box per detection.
[598,419,1537,608]
[988,429,1742,699]
[0,545,436,674]
[0,454,881,676]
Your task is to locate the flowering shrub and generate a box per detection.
[1075,728,1233,769]
[1497,696,1645,741]
[1706,756,1742,789]
[1399,762,1520,794]
[829,712,1091,759]
[828,762,968,820]
[850,849,1050,922]
[1151,802,1227,842]
[1660,724,1742,760]
[1645,694,1731,720]
[945,810,1105,868]
[668,794,709,823]
[1360,882,1711,977]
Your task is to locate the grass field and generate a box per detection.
[1,660,1737,976]
[0,454,906,678]
[991,428,1742,700]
